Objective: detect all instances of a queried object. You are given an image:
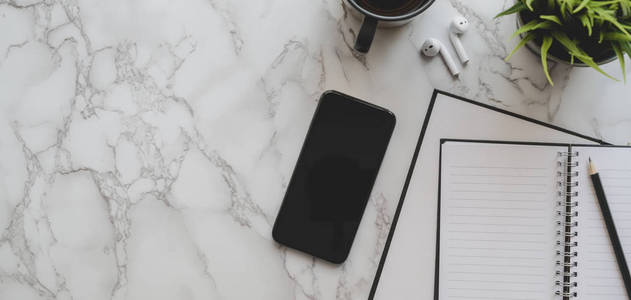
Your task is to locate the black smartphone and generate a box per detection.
[272,90,396,264]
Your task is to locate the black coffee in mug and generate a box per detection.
[354,0,427,16]
[346,0,435,53]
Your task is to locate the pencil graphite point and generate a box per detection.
[589,157,597,175]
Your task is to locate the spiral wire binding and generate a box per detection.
[555,151,579,299]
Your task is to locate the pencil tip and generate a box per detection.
[589,157,598,175]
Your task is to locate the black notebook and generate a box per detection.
[438,140,631,300]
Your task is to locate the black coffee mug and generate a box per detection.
[345,0,435,53]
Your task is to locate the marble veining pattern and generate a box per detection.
[0,0,629,299]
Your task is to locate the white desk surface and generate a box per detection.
[0,0,629,299]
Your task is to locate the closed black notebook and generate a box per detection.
[437,140,631,300]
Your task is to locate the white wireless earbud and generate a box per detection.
[421,38,460,77]
[450,15,470,64]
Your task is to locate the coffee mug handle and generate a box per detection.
[354,16,378,53]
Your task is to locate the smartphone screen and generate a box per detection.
[273,91,395,263]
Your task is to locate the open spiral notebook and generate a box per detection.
[368,90,620,300]
[439,140,631,300]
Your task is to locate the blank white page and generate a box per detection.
[574,146,631,299]
[439,141,564,300]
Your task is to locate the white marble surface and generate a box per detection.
[0,0,630,299]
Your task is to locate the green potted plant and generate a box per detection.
[496,0,631,85]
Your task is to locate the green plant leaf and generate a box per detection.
[622,0,631,17]
[621,40,631,58]
[612,42,627,82]
[540,15,563,24]
[506,33,536,61]
[541,36,555,85]
[621,42,631,79]
[603,32,631,41]
[590,1,619,8]
[511,20,554,39]
[588,7,596,25]
[579,14,593,35]
[526,0,535,11]
[573,0,591,13]
[495,1,528,18]
[593,6,631,37]
[551,31,619,80]
[560,1,568,19]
